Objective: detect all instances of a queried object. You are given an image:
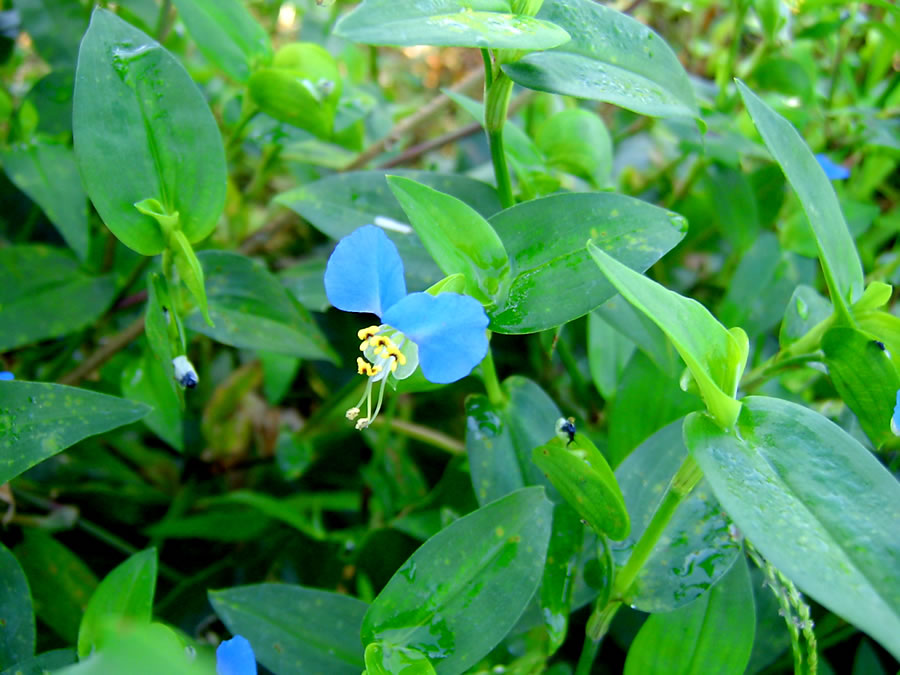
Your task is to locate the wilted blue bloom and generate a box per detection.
[325,225,489,429]
[891,390,900,437]
[815,153,850,180]
[0,372,13,381]
[216,635,256,675]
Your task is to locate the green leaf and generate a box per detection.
[259,351,301,405]
[364,643,437,675]
[387,176,510,305]
[121,350,184,451]
[736,80,864,312]
[588,241,747,429]
[334,0,570,50]
[822,326,900,449]
[73,8,226,255]
[594,296,681,378]
[0,543,34,669]
[611,420,741,611]
[171,0,272,82]
[186,251,337,362]
[535,108,612,186]
[13,531,98,644]
[684,396,900,660]
[56,623,212,675]
[248,42,341,139]
[279,258,329,312]
[465,376,560,506]
[275,171,501,292]
[779,284,831,348]
[0,140,89,260]
[532,436,629,540]
[623,556,755,675]
[539,503,583,653]
[0,381,149,486]
[502,0,698,118]
[170,230,212,326]
[209,584,368,675]
[857,310,900,375]
[143,273,180,393]
[12,0,88,68]
[0,246,116,351]
[77,549,157,659]
[490,193,687,334]
[587,310,635,400]
[361,487,553,675]
[0,649,76,675]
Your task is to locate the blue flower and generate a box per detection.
[325,225,489,429]
[0,372,13,381]
[216,635,256,675]
[891,390,900,437]
[815,153,850,180]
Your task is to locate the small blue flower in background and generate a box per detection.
[325,225,489,429]
[0,372,13,381]
[815,153,850,180]
[216,635,256,675]
[891,390,900,437]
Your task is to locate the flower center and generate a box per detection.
[346,325,415,430]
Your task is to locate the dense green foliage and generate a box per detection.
[0,0,898,673]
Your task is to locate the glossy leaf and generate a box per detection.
[13,532,98,644]
[186,251,337,362]
[210,584,368,675]
[77,549,157,658]
[170,230,212,326]
[0,649,76,675]
[822,326,900,449]
[465,376,560,506]
[276,171,501,291]
[502,0,698,118]
[532,436,629,540]
[361,487,553,675]
[387,176,510,305]
[623,556,755,675]
[779,284,831,348]
[685,396,900,660]
[73,8,226,255]
[364,643,437,675]
[589,241,747,429]
[587,310,635,399]
[535,108,613,186]
[0,543,34,669]
[0,140,89,260]
[594,295,681,378]
[334,0,571,50]
[611,420,741,611]
[12,0,87,68]
[490,193,687,333]
[0,246,116,351]
[737,80,864,311]
[171,0,272,82]
[0,381,149,486]
[143,273,180,395]
[540,503,583,653]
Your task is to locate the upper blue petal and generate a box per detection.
[384,292,489,384]
[892,389,900,436]
[815,153,850,180]
[324,225,407,318]
[216,635,257,675]
[0,372,13,381]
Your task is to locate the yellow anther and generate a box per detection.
[357,326,380,341]
[355,417,371,430]
[357,357,383,377]
[346,407,360,420]
[371,335,393,355]
[386,344,406,366]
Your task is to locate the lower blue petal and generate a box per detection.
[0,372,13,381]
[324,225,408,317]
[384,292,489,384]
[815,153,850,180]
[216,635,257,675]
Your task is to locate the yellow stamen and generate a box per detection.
[386,344,406,365]
[346,407,360,420]
[356,357,382,377]
[357,326,379,341]
[355,417,370,430]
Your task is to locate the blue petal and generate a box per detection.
[892,389,900,436]
[216,635,257,675]
[815,153,850,180]
[384,292,489,384]
[0,372,13,381]
[324,225,407,318]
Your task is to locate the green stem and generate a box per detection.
[484,73,515,209]
[716,0,749,108]
[481,49,493,89]
[481,337,506,407]
[574,632,601,675]
[370,418,464,454]
[739,314,833,391]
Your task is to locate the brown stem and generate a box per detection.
[58,316,146,386]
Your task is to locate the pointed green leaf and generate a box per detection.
[361,487,553,675]
[0,543,34,669]
[0,649,76,675]
[737,80,864,312]
[539,503,583,653]
[502,0,698,118]
[121,350,184,451]
[334,0,570,50]
[387,176,510,305]
[73,8,226,255]
[170,230,212,326]
[624,556,755,675]
[210,584,368,675]
[0,381,149,486]
[684,397,900,660]
[364,643,437,675]
[588,241,747,429]
[77,549,158,659]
